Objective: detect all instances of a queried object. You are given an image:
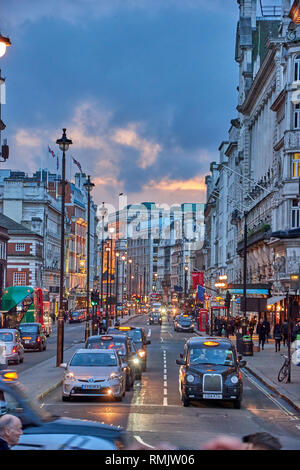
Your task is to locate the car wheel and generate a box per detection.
[115,395,123,402]
[182,394,190,407]
[126,377,131,391]
[135,372,142,380]
[233,399,241,409]
[39,343,43,352]
[62,395,71,402]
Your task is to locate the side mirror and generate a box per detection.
[146,340,151,345]
[239,360,247,368]
[176,358,186,366]
[180,353,184,359]
[59,363,67,369]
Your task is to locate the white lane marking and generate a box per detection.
[243,371,296,418]
[147,329,151,338]
[134,435,155,449]
[163,349,168,406]
[164,375,167,380]
[296,425,300,431]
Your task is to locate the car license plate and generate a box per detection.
[25,340,31,344]
[81,384,101,390]
[203,394,222,399]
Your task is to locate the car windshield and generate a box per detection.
[179,318,191,324]
[189,347,235,366]
[0,332,13,342]
[18,325,38,333]
[126,330,142,342]
[87,340,126,355]
[70,352,118,367]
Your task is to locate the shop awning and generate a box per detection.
[267,296,285,306]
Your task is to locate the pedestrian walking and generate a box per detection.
[292,320,300,343]
[273,322,282,352]
[256,318,267,350]
[282,319,288,346]
[0,414,23,450]
[263,318,270,343]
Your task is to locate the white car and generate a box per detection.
[61,349,126,401]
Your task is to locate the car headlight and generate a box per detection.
[133,358,140,365]
[186,374,195,383]
[109,372,118,380]
[231,375,239,384]
[65,372,75,381]
[138,350,146,358]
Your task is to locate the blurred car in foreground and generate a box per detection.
[61,349,126,401]
[0,329,24,365]
[0,369,124,449]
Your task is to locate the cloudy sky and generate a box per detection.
[0,0,240,207]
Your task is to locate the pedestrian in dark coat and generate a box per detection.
[273,322,282,352]
[282,320,288,346]
[256,319,267,350]
[263,319,270,343]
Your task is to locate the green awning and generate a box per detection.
[1,286,34,313]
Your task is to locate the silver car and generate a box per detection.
[0,329,24,365]
[61,349,126,401]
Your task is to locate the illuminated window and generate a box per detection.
[13,272,27,286]
[292,153,300,178]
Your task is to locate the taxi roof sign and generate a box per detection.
[1,371,18,381]
[203,341,220,347]
[118,326,131,331]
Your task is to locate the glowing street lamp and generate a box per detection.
[0,34,11,58]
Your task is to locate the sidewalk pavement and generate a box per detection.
[18,313,140,402]
[196,328,300,412]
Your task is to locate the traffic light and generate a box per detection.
[225,291,231,310]
[91,290,100,306]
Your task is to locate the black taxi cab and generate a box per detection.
[107,326,150,372]
[176,337,246,409]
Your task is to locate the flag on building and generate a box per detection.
[48,146,55,158]
[72,157,83,173]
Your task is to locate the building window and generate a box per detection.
[294,104,300,129]
[292,200,300,228]
[13,272,27,286]
[295,55,300,82]
[16,243,25,252]
[292,153,300,178]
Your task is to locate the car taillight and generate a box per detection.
[12,347,17,354]
[37,337,41,342]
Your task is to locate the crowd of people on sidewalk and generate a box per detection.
[204,315,300,353]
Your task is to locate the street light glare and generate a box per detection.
[0,43,7,58]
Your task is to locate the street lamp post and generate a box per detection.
[242,211,248,336]
[115,252,120,322]
[121,255,126,317]
[105,246,110,332]
[56,128,72,367]
[0,34,11,164]
[128,259,132,315]
[99,203,107,316]
[84,176,95,342]
[184,266,188,311]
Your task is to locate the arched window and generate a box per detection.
[294,55,300,82]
